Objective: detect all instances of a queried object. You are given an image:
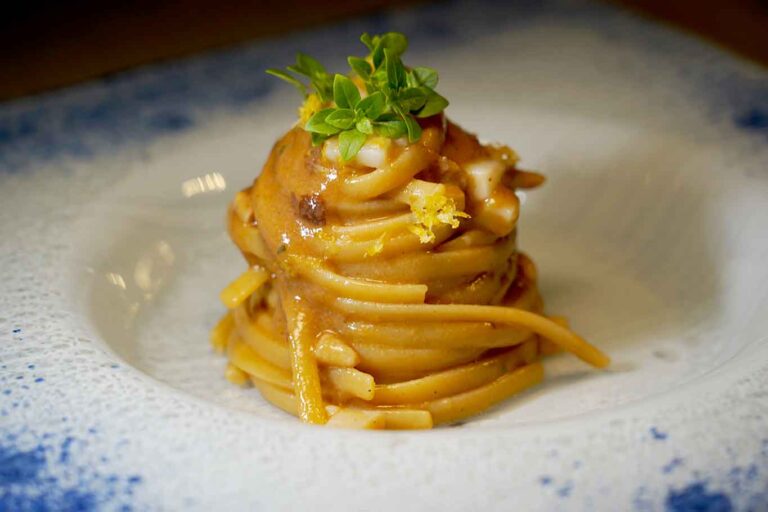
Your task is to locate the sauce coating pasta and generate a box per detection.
[211,34,609,429]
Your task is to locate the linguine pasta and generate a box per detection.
[210,33,609,429]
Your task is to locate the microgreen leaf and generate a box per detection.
[417,91,449,118]
[355,91,385,119]
[403,114,422,143]
[399,87,428,112]
[384,49,407,90]
[409,67,438,89]
[356,118,374,135]
[339,129,367,161]
[266,69,306,96]
[379,32,408,57]
[295,53,326,77]
[305,108,342,135]
[373,119,406,138]
[311,132,329,146]
[360,33,374,51]
[348,57,372,79]
[325,109,356,130]
[289,53,333,101]
[333,74,361,109]
[288,64,332,101]
[267,31,448,146]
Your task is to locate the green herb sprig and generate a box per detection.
[267,32,449,161]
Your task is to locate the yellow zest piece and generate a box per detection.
[326,408,386,429]
[298,93,323,125]
[315,229,342,257]
[219,267,269,309]
[407,189,470,244]
[314,333,360,367]
[225,363,249,386]
[210,313,234,353]
[365,232,386,257]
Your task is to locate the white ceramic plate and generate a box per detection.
[2,1,767,509]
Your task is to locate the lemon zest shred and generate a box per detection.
[408,191,470,244]
[365,232,387,257]
[299,93,323,125]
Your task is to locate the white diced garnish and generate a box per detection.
[355,137,391,168]
[465,159,506,201]
[323,138,341,163]
[323,136,391,168]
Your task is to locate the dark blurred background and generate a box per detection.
[2,0,767,102]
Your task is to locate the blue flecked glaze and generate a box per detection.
[651,427,669,440]
[735,108,768,132]
[666,482,733,512]
[557,482,573,498]
[663,458,684,474]
[0,445,46,484]
[0,432,143,511]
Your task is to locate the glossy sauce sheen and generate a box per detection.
[214,116,608,428]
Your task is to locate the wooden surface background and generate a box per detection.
[2,0,766,102]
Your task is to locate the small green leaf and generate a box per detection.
[373,119,406,138]
[311,132,329,146]
[371,39,386,69]
[355,91,385,119]
[288,53,333,101]
[295,53,326,77]
[333,74,361,109]
[360,33,374,51]
[410,67,438,89]
[348,57,372,79]
[376,112,399,121]
[325,109,356,130]
[403,114,422,143]
[313,80,333,102]
[339,129,367,161]
[379,33,408,57]
[417,91,449,117]
[399,87,428,112]
[356,118,374,135]
[369,66,390,92]
[266,69,306,96]
[384,49,407,90]
[305,108,342,135]
[270,31,445,146]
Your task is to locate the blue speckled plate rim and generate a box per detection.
[1,0,767,510]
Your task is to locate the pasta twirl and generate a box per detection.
[210,32,609,429]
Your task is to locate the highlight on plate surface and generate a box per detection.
[211,32,610,429]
